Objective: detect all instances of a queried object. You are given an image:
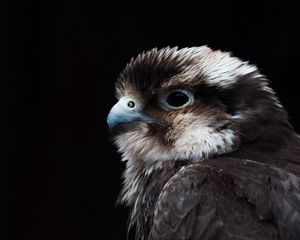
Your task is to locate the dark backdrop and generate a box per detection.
[4,1,300,240]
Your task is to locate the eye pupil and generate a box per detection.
[127,101,135,108]
[166,91,189,107]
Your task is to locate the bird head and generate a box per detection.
[108,46,289,164]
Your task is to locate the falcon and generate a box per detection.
[107,46,300,240]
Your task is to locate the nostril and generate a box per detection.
[127,101,135,108]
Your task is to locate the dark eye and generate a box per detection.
[159,89,194,110]
[167,91,189,107]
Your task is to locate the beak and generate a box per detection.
[107,97,163,129]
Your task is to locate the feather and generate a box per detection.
[108,46,300,239]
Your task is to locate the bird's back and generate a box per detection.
[148,157,300,240]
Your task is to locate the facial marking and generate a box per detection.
[173,113,236,160]
[111,46,282,166]
[114,111,237,163]
[161,48,259,89]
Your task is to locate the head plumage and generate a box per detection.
[115,46,261,99]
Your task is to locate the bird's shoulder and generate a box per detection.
[149,157,300,240]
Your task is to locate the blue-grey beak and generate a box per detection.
[107,96,162,129]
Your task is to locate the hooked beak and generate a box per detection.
[107,96,164,129]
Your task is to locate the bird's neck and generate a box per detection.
[228,131,300,175]
[118,159,189,238]
[119,159,184,205]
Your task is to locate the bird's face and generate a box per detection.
[108,46,282,163]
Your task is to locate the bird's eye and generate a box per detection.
[159,89,194,110]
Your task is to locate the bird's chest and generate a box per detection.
[132,167,178,238]
[134,177,165,237]
[127,162,187,238]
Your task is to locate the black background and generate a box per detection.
[4,1,300,240]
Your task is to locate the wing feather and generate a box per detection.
[149,157,300,240]
[208,157,300,239]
